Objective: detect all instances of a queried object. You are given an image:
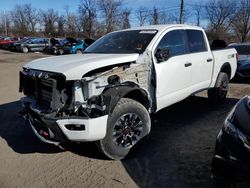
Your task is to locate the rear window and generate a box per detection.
[229,45,250,55]
[186,30,207,53]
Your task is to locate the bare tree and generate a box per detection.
[232,0,250,42]
[98,0,123,33]
[193,3,203,26]
[64,6,78,37]
[39,8,59,37]
[205,0,237,38]
[151,6,159,25]
[0,11,11,36]
[10,4,38,36]
[57,15,66,37]
[167,7,190,24]
[136,7,149,26]
[23,4,37,34]
[148,7,159,25]
[158,12,173,24]
[121,9,131,29]
[78,0,97,38]
[11,5,29,36]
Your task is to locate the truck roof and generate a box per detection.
[123,24,203,32]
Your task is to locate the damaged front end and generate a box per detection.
[19,58,154,145]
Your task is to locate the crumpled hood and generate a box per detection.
[24,53,139,80]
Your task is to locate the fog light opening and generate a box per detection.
[65,124,85,131]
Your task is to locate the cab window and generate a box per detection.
[186,30,207,53]
[156,29,188,58]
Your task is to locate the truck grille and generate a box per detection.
[20,71,57,109]
[38,79,54,108]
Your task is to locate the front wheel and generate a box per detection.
[208,72,229,103]
[96,98,151,160]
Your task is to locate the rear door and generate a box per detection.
[31,38,47,51]
[36,38,47,51]
[186,29,213,90]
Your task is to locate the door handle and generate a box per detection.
[207,58,213,62]
[185,62,192,67]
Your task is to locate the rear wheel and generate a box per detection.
[22,46,28,53]
[58,49,64,55]
[96,98,151,160]
[76,49,83,54]
[208,72,229,103]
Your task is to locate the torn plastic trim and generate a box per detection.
[71,80,151,119]
[81,61,152,101]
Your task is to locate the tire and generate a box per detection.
[58,49,64,55]
[22,46,28,53]
[76,49,83,54]
[96,98,151,160]
[208,72,229,103]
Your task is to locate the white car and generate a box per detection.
[19,24,237,159]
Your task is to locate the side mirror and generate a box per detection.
[155,48,171,63]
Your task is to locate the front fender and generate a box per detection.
[102,82,149,114]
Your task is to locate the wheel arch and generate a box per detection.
[123,89,150,110]
[220,62,232,79]
[103,82,151,114]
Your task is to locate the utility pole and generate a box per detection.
[4,10,8,36]
[179,0,184,24]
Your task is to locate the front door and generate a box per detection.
[153,29,192,111]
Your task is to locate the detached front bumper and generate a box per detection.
[21,97,108,145]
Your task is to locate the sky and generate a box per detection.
[0,0,209,26]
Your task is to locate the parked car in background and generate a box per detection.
[45,37,94,55]
[0,37,19,49]
[228,43,250,79]
[228,43,250,61]
[9,37,33,51]
[212,96,250,187]
[44,38,69,55]
[16,38,49,53]
[60,37,86,55]
[236,59,250,78]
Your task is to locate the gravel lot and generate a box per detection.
[0,49,249,188]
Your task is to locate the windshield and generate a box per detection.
[85,30,157,54]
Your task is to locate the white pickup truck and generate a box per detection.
[19,24,237,159]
